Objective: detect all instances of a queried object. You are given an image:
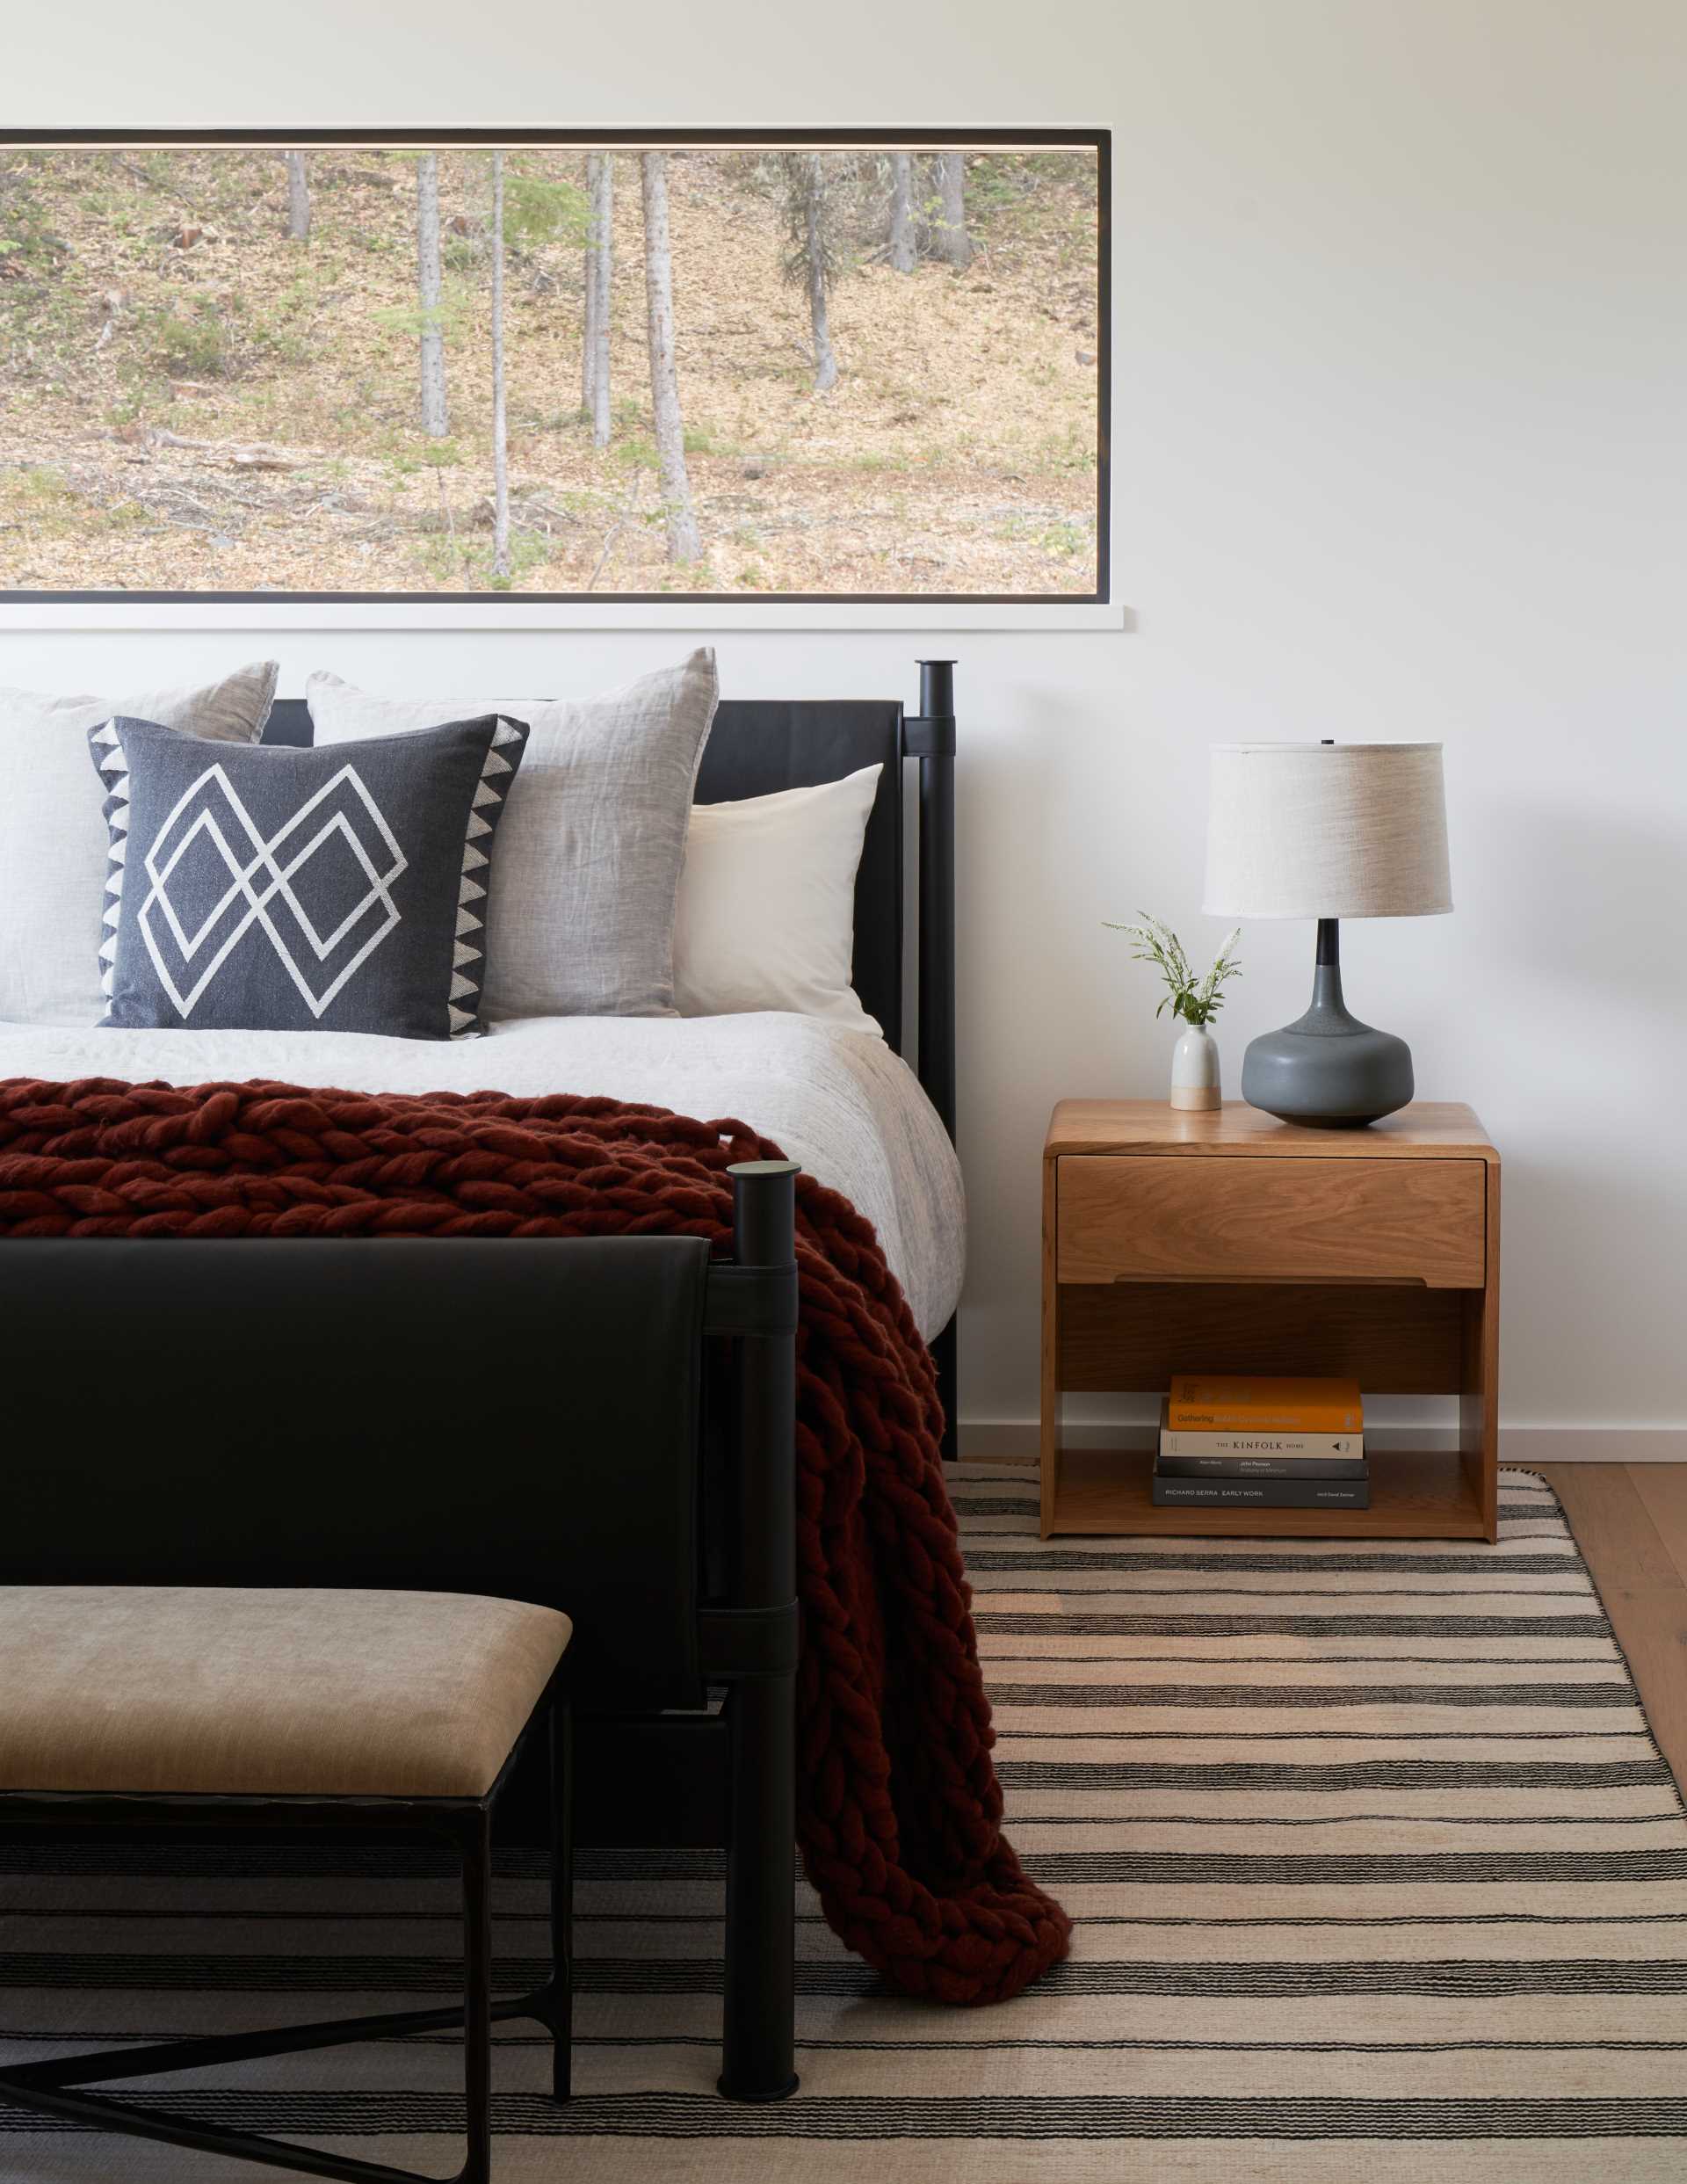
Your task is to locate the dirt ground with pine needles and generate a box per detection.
[0,147,1100,597]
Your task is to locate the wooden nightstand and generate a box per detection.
[1040,1099,1500,1541]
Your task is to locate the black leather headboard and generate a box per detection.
[264,695,907,1053]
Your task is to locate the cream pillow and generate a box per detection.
[0,662,279,1025]
[674,765,881,1033]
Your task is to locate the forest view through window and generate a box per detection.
[0,136,1106,601]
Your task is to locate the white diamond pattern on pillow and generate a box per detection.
[91,726,411,1021]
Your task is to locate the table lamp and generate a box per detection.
[1202,741,1452,1127]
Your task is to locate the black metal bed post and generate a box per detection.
[907,658,959,1460]
[911,658,958,1139]
[719,1158,801,2104]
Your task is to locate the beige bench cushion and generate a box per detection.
[0,1588,571,1801]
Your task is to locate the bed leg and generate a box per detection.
[932,1316,959,1463]
[719,1160,800,2105]
[720,1676,799,2103]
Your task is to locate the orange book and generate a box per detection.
[1167,1375,1363,1433]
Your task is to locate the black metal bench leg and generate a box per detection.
[549,1696,574,2103]
[460,1808,494,2184]
[0,1802,531,2184]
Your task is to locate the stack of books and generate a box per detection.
[1152,1374,1368,1510]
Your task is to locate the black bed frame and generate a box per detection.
[1,664,959,2115]
[261,657,959,1449]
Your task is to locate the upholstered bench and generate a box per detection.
[0,1585,573,2184]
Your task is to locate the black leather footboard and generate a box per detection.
[2,1159,803,2102]
[3,1235,711,1715]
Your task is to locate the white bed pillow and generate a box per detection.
[674,765,881,1034]
[308,651,718,1019]
[0,662,279,1025]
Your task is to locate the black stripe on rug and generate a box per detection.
[6,2092,1687,2141]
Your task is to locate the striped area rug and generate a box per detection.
[4,1464,1687,2181]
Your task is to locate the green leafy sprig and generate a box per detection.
[1105,913,1242,1028]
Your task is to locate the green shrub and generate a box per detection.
[145,301,234,378]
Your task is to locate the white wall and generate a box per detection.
[9,0,1686,1449]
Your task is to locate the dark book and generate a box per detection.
[1151,1473,1371,1510]
[1155,1453,1368,1480]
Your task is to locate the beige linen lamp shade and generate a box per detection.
[1200,740,1453,1127]
[1203,743,1452,922]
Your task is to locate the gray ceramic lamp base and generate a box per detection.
[1241,921,1414,1129]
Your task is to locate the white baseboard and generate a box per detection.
[959,1419,1687,1464]
[1491,1427,1687,1464]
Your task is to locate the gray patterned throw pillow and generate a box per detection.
[88,713,529,1040]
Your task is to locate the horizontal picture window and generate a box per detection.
[0,132,1109,606]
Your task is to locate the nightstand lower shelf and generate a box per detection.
[1047,1447,1489,1539]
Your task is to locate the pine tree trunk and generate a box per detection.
[590,155,612,448]
[804,155,838,393]
[283,151,309,243]
[887,151,916,272]
[416,154,449,439]
[640,152,701,565]
[490,151,510,583]
[582,153,601,419]
[933,151,972,266]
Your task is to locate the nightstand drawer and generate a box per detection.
[1056,1156,1487,1288]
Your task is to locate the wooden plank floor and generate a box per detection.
[1536,1462,1687,1797]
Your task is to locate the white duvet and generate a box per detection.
[0,1012,964,1338]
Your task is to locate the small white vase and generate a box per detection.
[1169,1022,1221,1110]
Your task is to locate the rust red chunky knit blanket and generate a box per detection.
[0,1075,1070,2005]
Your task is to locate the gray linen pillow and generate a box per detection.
[91,712,529,1040]
[0,663,279,1025]
[307,649,718,1018]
